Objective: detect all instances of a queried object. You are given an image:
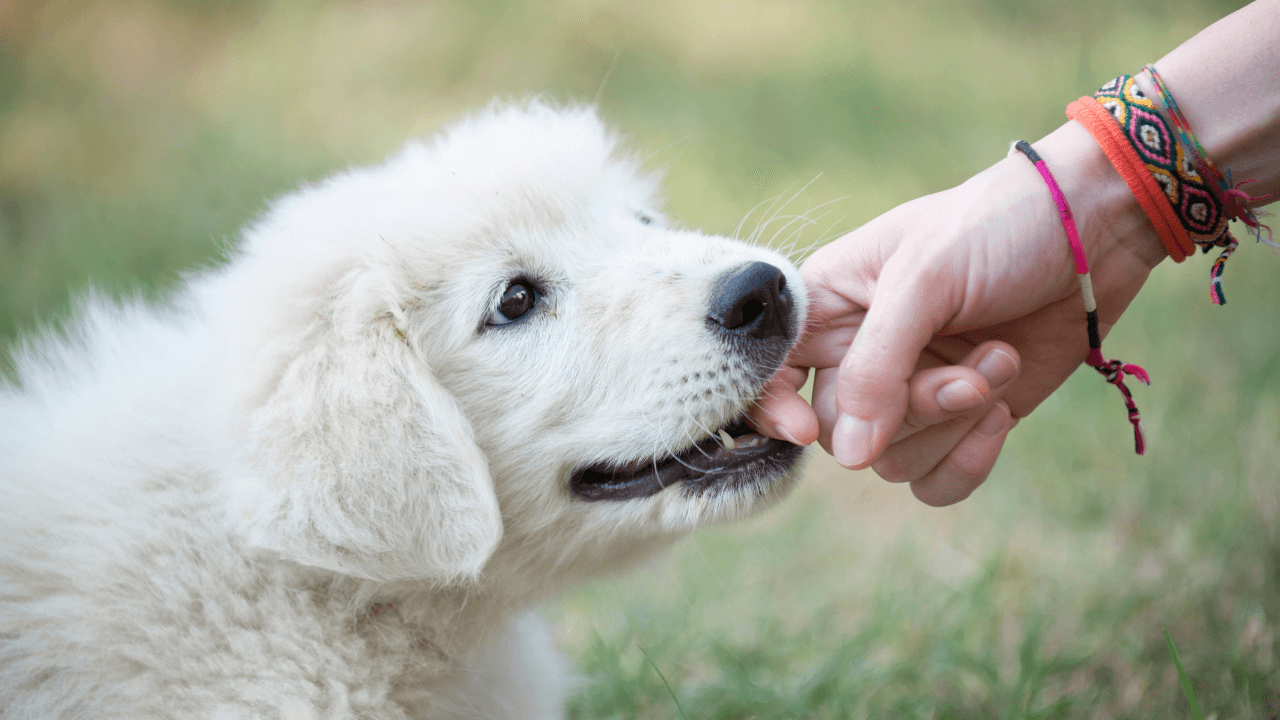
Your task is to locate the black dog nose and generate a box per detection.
[708,261,793,339]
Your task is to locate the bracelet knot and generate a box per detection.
[1014,139,1150,456]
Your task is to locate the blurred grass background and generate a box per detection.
[1,0,1275,716]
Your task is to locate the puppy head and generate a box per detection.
[222,102,807,585]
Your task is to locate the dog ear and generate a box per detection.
[229,313,502,582]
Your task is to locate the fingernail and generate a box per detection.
[833,413,874,468]
[775,425,801,445]
[975,403,1011,437]
[936,379,984,413]
[975,348,1017,388]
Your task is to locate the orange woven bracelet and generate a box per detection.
[1065,96,1195,262]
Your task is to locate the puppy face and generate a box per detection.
[224,103,807,586]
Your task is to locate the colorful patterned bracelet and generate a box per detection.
[1014,140,1150,455]
[1096,75,1239,303]
[1065,96,1194,262]
[1142,64,1273,237]
[1140,64,1274,304]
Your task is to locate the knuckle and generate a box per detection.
[947,452,993,485]
[835,364,883,399]
[872,454,915,484]
[893,418,925,443]
[911,478,974,507]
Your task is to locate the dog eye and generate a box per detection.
[636,212,654,225]
[493,281,537,324]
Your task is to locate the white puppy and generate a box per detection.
[0,102,807,719]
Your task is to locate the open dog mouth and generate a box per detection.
[568,416,804,502]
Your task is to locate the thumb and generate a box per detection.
[830,264,954,469]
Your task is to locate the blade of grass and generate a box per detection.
[636,643,689,720]
[1164,627,1204,720]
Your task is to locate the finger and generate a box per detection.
[785,321,859,373]
[817,341,1020,460]
[875,344,1020,482]
[812,367,839,454]
[875,413,981,484]
[895,365,988,442]
[782,228,886,371]
[908,402,1015,507]
[749,365,818,445]
[895,342,1020,442]
[830,262,954,469]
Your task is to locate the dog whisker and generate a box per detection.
[764,194,848,251]
[748,181,797,245]
[768,214,815,255]
[778,208,834,249]
[734,192,787,242]
[680,424,718,461]
[753,174,823,248]
[679,410,728,458]
[809,214,854,253]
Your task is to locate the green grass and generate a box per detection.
[1,0,1275,716]
[1167,628,1206,720]
[637,643,692,720]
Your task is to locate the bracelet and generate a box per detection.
[1095,75,1231,246]
[1065,96,1195,262]
[1096,74,1240,304]
[1141,64,1272,233]
[1014,140,1149,455]
[1139,65,1274,304]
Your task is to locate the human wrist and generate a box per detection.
[1031,120,1167,274]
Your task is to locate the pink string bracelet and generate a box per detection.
[1013,140,1150,455]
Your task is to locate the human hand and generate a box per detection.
[753,121,1166,505]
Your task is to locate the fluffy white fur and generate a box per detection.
[0,102,807,719]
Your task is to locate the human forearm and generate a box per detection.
[1019,0,1280,301]
[1133,0,1280,204]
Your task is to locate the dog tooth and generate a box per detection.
[717,429,735,451]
